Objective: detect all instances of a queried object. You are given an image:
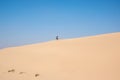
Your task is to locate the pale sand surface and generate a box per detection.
[0,32,120,80]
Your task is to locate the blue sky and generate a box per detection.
[0,0,120,48]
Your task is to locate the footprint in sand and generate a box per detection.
[19,72,26,74]
[35,74,40,77]
[8,69,15,73]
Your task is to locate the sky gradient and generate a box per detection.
[0,0,120,48]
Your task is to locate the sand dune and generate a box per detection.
[0,32,120,80]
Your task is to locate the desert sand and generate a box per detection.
[0,32,120,80]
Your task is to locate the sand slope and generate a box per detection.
[0,32,120,80]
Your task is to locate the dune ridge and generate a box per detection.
[0,32,120,80]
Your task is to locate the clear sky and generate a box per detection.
[0,0,120,48]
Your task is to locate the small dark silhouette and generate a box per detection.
[8,69,15,73]
[35,74,40,77]
[56,36,59,40]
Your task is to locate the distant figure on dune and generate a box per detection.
[56,35,59,40]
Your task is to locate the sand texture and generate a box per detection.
[0,32,120,80]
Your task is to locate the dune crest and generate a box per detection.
[0,32,120,80]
